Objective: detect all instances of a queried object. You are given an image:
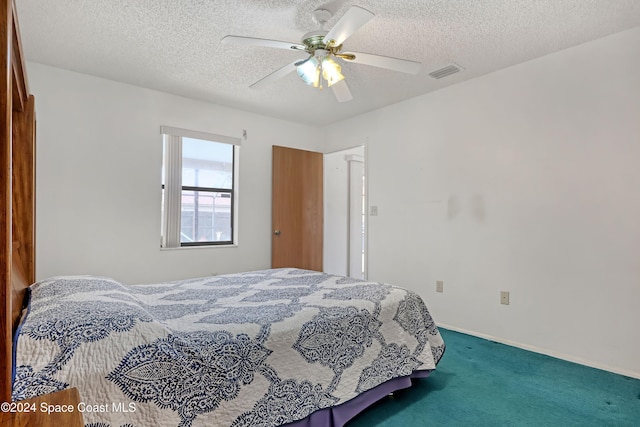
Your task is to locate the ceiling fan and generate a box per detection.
[221,5,422,102]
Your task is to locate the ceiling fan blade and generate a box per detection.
[221,35,304,51]
[343,51,422,74]
[331,80,353,103]
[323,6,374,47]
[250,60,298,89]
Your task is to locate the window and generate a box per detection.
[161,126,240,248]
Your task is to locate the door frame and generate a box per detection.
[323,143,368,279]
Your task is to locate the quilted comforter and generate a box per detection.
[13,268,445,426]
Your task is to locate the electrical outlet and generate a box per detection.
[500,291,510,305]
[436,280,444,293]
[370,206,378,216]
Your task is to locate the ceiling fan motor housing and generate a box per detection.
[302,32,329,50]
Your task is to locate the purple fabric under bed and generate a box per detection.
[285,370,432,427]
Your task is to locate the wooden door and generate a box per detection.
[272,146,323,271]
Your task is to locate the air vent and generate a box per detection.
[428,63,463,79]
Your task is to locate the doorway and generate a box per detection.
[324,145,367,279]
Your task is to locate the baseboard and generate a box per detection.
[437,323,640,380]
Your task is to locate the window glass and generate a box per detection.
[180,190,232,243]
[182,138,233,189]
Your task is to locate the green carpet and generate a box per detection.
[347,328,640,426]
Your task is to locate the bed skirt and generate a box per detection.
[287,370,432,427]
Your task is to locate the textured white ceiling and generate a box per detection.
[15,0,640,126]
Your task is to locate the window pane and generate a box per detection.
[180,190,232,243]
[182,137,233,189]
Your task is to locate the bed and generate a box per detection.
[12,269,444,426]
[1,1,444,425]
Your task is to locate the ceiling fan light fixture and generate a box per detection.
[296,49,344,89]
[321,56,344,87]
[297,57,320,87]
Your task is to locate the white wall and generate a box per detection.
[323,27,640,378]
[324,145,365,276]
[29,62,323,284]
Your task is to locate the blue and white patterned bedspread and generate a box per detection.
[13,268,445,427]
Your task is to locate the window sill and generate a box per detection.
[160,244,238,251]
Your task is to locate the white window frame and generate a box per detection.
[160,126,240,248]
